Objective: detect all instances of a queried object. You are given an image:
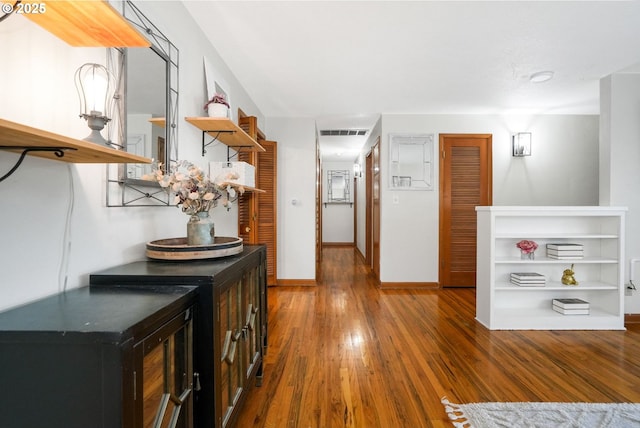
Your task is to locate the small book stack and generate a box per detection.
[547,243,584,260]
[510,272,546,287]
[552,298,590,315]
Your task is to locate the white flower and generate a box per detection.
[188,192,200,200]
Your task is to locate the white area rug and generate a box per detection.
[442,397,640,428]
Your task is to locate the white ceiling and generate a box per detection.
[183,1,640,161]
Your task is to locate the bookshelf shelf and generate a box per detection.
[476,206,627,330]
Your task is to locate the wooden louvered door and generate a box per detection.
[439,134,492,287]
[237,114,278,286]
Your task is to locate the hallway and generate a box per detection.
[235,247,640,427]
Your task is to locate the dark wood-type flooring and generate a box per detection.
[235,247,640,427]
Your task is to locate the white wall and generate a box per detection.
[265,117,317,281]
[600,72,640,313]
[0,2,263,312]
[322,160,354,243]
[377,114,599,282]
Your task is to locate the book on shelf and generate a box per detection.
[547,249,584,256]
[547,254,584,260]
[552,298,589,309]
[511,279,546,287]
[552,305,590,315]
[510,272,545,286]
[510,272,545,280]
[546,243,584,250]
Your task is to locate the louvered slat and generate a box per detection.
[450,146,480,272]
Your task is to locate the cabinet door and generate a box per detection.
[136,309,193,428]
[242,265,261,380]
[219,278,244,427]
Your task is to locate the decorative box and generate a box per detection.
[209,161,255,187]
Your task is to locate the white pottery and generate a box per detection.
[207,103,229,118]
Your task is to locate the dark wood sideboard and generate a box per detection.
[90,245,268,428]
[0,285,197,428]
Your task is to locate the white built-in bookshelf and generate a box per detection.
[475,206,627,330]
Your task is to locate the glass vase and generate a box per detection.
[520,250,535,260]
[187,211,215,246]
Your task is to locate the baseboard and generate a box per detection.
[322,242,354,247]
[355,247,366,263]
[378,282,440,290]
[625,313,640,324]
[275,279,317,286]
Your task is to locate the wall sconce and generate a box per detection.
[512,132,532,157]
[353,162,362,178]
[74,63,116,147]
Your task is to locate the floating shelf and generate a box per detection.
[0,118,152,181]
[24,0,150,47]
[218,182,265,194]
[149,118,166,128]
[185,117,266,154]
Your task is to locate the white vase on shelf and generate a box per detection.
[207,103,229,118]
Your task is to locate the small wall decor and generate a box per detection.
[327,170,350,203]
[389,133,434,190]
[512,132,532,157]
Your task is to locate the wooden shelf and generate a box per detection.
[0,118,152,164]
[24,1,150,47]
[219,182,266,194]
[185,117,265,152]
[149,118,166,128]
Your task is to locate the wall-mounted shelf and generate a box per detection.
[219,182,266,194]
[149,117,166,128]
[0,118,152,182]
[24,0,150,47]
[185,117,266,156]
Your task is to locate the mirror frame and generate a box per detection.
[106,0,179,207]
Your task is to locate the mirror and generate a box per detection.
[327,170,351,203]
[389,133,434,190]
[125,46,166,180]
[106,0,179,207]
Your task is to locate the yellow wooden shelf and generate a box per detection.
[24,1,150,47]
[185,117,266,152]
[219,182,266,194]
[149,118,166,128]
[0,118,152,164]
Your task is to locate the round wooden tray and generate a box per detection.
[146,236,243,261]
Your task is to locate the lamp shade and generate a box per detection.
[74,63,116,146]
[74,63,115,119]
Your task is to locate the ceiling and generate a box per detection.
[182,1,640,162]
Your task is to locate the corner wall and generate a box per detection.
[600,72,640,314]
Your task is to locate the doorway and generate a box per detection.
[439,134,492,287]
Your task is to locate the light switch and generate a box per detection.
[393,195,399,204]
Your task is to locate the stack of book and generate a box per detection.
[510,272,546,287]
[552,298,590,315]
[546,243,584,260]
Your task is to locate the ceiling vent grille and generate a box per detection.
[320,129,368,137]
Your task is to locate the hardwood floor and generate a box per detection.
[235,247,640,428]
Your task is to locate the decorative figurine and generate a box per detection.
[561,264,579,286]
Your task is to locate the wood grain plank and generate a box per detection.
[236,247,640,427]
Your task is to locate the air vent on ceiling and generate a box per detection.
[320,129,368,137]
